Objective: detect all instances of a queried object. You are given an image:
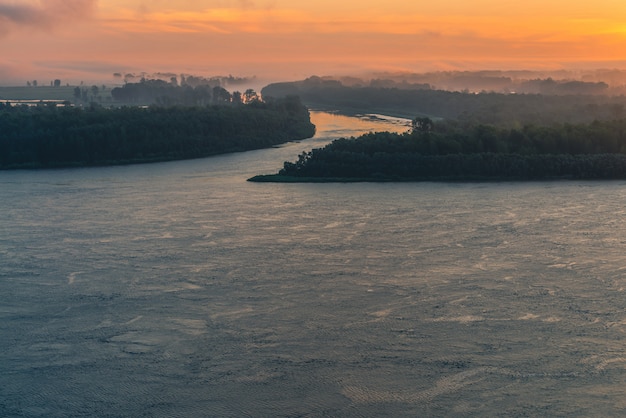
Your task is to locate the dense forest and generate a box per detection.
[0,96,315,169]
[249,118,626,182]
[110,79,261,106]
[261,77,626,126]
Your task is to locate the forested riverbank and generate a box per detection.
[250,118,626,182]
[262,77,626,126]
[0,96,315,169]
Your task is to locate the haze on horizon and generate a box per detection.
[1,0,626,85]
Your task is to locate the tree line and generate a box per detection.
[250,118,626,182]
[261,78,626,126]
[111,79,260,106]
[0,96,315,169]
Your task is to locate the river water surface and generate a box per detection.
[2,112,626,416]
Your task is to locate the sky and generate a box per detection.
[1,0,626,85]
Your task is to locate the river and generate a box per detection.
[2,111,626,417]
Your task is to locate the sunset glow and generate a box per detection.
[1,0,626,84]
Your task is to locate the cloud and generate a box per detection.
[0,0,96,34]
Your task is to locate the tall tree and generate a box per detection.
[91,85,100,101]
[212,86,231,104]
[243,89,259,103]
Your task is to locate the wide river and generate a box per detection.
[2,112,626,417]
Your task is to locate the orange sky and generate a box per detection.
[1,0,626,85]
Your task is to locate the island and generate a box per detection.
[249,117,626,182]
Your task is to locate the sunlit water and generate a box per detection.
[2,112,626,417]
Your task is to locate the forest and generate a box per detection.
[0,96,315,169]
[261,77,626,126]
[249,118,626,182]
[109,78,262,106]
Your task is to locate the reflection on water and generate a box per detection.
[310,110,411,138]
[1,113,626,416]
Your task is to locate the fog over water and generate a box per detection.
[2,112,626,416]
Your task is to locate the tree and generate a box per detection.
[412,117,434,133]
[212,86,231,104]
[91,85,100,101]
[54,79,61,87]
[243,89,259,103]
[194,85,212,105]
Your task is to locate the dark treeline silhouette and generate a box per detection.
[113,72,254,88]
[261,77,626,126]
[0,96,315,169]
[111,79,259,106]
[250,118,626,182]
[264,71,619,95]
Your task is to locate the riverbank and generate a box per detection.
[250,121,626,182]
[0,97,315,170]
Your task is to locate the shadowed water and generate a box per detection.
[2,112,626,416]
